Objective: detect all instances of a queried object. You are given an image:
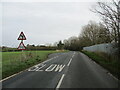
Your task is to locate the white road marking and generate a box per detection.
[72,52,75,58]
[28,64,45,71]
[42,56,59,64]
[36,64,46,71]
[28,55,59,72]
[80,52,118,81]
[0,70,24,82]
[72,55,74,58]
[55,65,65,72]
[108,72,118,81]
[45,64,57,72]
[67,52,75,67]
[28,65,40,71]
[0,55,59,82]
[56,74,65,89]
[28,64,65,72]
[67,58,72,66]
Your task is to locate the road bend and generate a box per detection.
[2,51,119,88]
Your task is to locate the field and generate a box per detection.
[2,50,65,79]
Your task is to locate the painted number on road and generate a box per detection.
[28,64,65,72]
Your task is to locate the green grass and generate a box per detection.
[2,50,67,79]
[81,50,119,79]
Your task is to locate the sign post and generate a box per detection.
[17,31,27,61]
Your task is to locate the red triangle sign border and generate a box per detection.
[17,32,26,40]
[17,42,26,50]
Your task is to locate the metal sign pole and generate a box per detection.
[21,40,23,52]
[17,31,27,61]
[21,40,26,60]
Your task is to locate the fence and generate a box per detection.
[83,43,118,55]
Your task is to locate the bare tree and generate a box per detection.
[79,21,111,47]
[91,0,120,54]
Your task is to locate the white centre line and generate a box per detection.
[56,74,65,89]
[67,58,72,66]
[67,52,75,66]
[72,55,74,58]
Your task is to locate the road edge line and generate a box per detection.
[80,52,119,81]
[0,70,24,82]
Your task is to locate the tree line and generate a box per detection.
[62,21,112,51]
[57,0,120,52]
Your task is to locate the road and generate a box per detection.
[2,51,119,88]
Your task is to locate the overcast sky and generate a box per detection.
[2,1,101,47]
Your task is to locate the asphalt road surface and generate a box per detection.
[2,51,119,88]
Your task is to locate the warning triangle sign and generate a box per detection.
[18,42,26,50]
[18,32,26,40]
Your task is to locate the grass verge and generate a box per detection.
[81,50,119,79]
[2,50,67,79]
